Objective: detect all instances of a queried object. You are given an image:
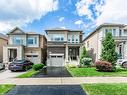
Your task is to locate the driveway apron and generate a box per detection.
[7,85,86,95]
[7,67,87,95]
[33,67,72,77]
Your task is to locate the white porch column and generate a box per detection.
[3,46,8,63]
[65,44,68,62]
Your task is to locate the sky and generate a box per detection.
[0,0,127,38]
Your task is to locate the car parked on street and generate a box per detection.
[8,59,33,71]
[0,63,5,70]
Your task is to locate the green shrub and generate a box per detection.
[82,58,92,67]
[32,64,44,71]
[66,64,77,68]
[95,61,113,72]
[80,47,91,64]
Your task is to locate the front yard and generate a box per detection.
[17,69,40,78]
[0,84,15,95]
[82,83,127,95]
[68,67,127,77]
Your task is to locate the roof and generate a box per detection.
[45,27,83,34]
[83,23,126,42]
[7,27,40,35]
[0,33,8,40]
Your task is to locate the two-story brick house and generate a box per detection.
[83,23,127,62]
[46,28,83,67]
[3,27,47,64]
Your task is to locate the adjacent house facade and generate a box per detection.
[3,27,47,64]
[83,23,127,62]
[46,28,83,67]
[0,33,8,63]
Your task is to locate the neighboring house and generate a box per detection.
[3,27,47,64]
[0,33,8,62]
[46,28,83,67]
[83,23,127,62]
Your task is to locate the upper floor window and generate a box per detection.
[27,37,37,45]
[13,37,23,45]
[76,39,78,43]
[72,35,74,43]
[105,29,108,34]
[119,29,122,36]
[112,29,116,36]
[68,39,70,43]
[50,34,64,42]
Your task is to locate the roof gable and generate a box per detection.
[7,27,26,35]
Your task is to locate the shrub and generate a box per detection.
[80,47,91,64]
[32,64,44,71]
[82,58,92,67]
[66,64,77,68]
[95,61,113,72]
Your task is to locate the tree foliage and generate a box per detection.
[101,32,118,66]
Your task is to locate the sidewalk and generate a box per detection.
[1,77,127,85]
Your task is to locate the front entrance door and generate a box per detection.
[8,49,17,62]
[69,47,79,60]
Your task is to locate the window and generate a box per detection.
[76,39,78,43]
[27,37,37,45]
[51,34,64,41]
[119,29,122,36]
[61,37,64,41]
[112,29,116,36]
[68,39,70,43]
[28,38,34,44]
[72,35,74,43]
[105,29,108,34]
[13,37,23,45]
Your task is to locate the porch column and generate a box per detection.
[3,46,8,63]
[65,44,68,62]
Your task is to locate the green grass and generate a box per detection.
[68,67,127,77]
[17,69,40,78]
[0,84,15,95]
[82,83,127,95]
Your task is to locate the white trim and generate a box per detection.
[49,53,64,56]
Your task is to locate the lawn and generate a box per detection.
[68,67,127,77]
[82,83,127,95]
[0,84,15,95]
[17,69,40,78]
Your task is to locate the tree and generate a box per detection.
[101,32,118,67]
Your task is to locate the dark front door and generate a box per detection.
[8,49,17,62]
[68,47,79,60]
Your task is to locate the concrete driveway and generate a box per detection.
[7,85,86,95]
[0,70,26,80]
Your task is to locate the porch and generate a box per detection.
[115,41,127,59]
[3,45,24,63]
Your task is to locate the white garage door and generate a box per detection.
[48,54,64,67]
[26,55,39,64]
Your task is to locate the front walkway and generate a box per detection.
[1,77,127,85]
[0,70,27,80]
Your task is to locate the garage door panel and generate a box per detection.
[49,55,64,67]
[26,55,39,64]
